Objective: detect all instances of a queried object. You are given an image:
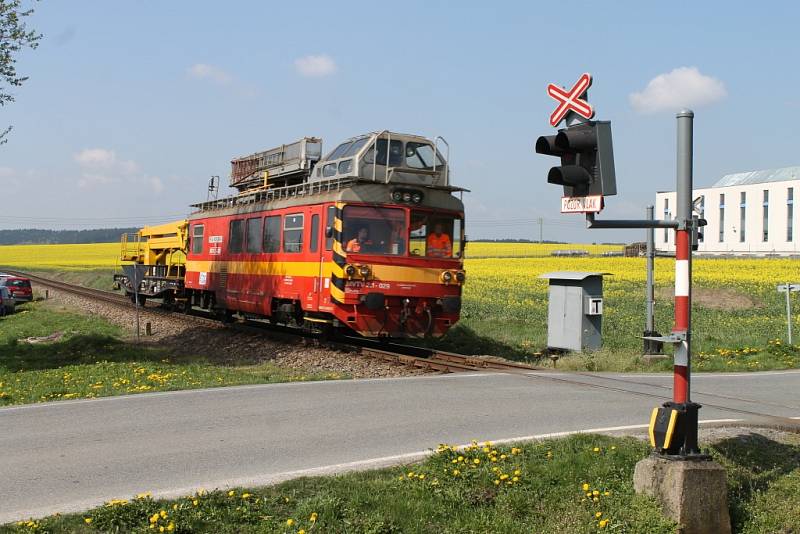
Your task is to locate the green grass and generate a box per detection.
[420,277,800,373]
[4,432,798,533]
[0,301,341,406]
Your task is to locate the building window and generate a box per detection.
[698,195,705,242]
[719,194,725,242]
[788,188,794,242]
[663,198,670,242]
[762,190,769,242]
[739,192,747,242]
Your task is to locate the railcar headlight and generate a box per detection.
[455,271,466,283]
[345,264,357,278]
[411,193,422,204]
[441,271,453,284]
[359,265,371,279]
[392,191,403,202]
[402,192,412,202]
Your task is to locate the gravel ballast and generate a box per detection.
[39,288,428,379]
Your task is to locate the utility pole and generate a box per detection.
[538,217,544,243]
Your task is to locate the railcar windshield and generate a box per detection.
[410,211,463,259]
[342,206,406,255]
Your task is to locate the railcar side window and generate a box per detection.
[283,214,304,253]
[323,163,337,177]
[310,214,320,253]
[342,137,369,157]
[229,220,244,253]
[327,142,353,161]
[262,215,281,253]
[245,217,261,253]
[338,159,353,174]
[191,224,204,254]
[325,205,336,250]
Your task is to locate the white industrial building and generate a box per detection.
[656,166,800,255]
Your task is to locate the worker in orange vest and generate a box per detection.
[426,223,452,257]
[346,227,372,253]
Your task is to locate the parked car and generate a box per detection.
[0,275,32,302]
[0,286,16,315]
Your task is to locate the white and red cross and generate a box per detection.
[546,73,595,127]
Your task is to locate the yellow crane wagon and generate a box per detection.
[114,220,189,307]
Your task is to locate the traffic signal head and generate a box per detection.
[535,120,617,197]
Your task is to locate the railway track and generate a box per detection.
[8,270,542,375]
[11,271,800,427]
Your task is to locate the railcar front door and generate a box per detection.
[316,205,337,313]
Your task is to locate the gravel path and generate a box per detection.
[39,289,428,379]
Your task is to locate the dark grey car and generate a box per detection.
[0,286,16,315]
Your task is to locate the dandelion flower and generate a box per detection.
[286,519,295,527]
[592,490,599,496]
[310,512,318,522]
[150,513,160,524]
[159,510,167,519]
[84,518,92,524]
[595,512,603,518]
[228,490,235,497]
[192,499,198,506]
[593,447,600,452]
[582,483,590,491]
[299,531,306,534]
[599,519,609,528]
[473,458,480,464]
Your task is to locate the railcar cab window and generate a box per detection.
[283,214,304,253]
[364,139,403,166]
[410,211,462,258]
[262,215,281,253]
[191,224,204,254]
[405,142,444,170]
[229,220,244,253]
[343,206,406,255]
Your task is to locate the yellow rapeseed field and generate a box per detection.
[0,242,121,270]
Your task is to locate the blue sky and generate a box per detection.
[2,1,799,242]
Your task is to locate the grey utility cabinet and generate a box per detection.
[539,271,610,352]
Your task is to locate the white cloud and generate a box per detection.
[187,63,233,85]
[145,175,164,194]
[629,67,727,114]
[294,54,337,77]
[74,148,116,167]
[0,166,14,178]
[73,148,139,189]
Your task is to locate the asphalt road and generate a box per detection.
[2,369,799,522]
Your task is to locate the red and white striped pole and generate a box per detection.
[673,226,690,403]
[673,109,693,404]
[673,109,701,456]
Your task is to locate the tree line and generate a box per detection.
[0,228,137,245]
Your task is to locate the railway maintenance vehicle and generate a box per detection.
[114,131,466,337]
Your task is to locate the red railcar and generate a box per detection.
[121,131,466,338]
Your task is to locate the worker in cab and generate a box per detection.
[426,223,452,257]
[346,227,372,253]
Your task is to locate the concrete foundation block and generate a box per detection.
[634,455,731,534]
